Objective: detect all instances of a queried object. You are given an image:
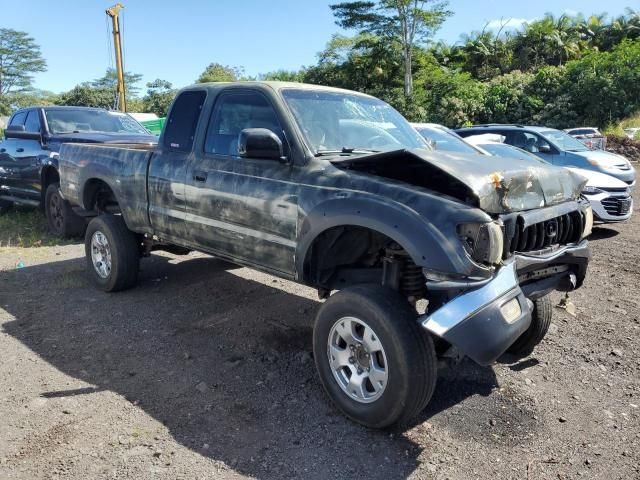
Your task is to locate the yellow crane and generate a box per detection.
[106,3,126,112]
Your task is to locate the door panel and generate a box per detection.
[13,138,44,199]
[184,154,298,274]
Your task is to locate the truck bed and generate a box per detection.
[59,143,155,232]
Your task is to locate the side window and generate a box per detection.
[9,111,27,127]
[205,92,284,156]
[163,91,206,152]
[24,111,41,133]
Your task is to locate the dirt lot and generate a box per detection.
[0,204,638,480]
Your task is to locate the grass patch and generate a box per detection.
[0,206,76,248]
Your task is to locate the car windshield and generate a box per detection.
[415,126,483,155]
[281,89,429,155]
[539,129,589,152]
[480,143,549,164]
[44,109,149,135]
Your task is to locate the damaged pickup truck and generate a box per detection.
[58,82,592,428]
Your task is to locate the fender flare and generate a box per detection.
[295,197,471,280]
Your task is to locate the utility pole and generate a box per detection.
[106,3,126,112]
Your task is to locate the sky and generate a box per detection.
[2,0,635,94]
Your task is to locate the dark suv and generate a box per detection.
[456,124,635,185]
[0,106,157,235]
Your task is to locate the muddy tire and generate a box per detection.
[313,284,437,429]
[85,215,140,292]
[507,295,552,356]
[45,183,85,237]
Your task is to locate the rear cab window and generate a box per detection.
[163,91,207,152]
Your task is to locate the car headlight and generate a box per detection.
[587,158,602,167]
[457,222,503,265]
[582,185,604,195]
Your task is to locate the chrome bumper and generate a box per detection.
[419,261,533,365]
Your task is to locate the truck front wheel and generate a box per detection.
[85,215,140,292]
[313,284,437,428]
[506,295,553,357]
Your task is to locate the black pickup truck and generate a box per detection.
[59,82,592,428]
[0,106,156,235]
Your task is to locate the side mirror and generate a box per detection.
[538,144,552,154]
[5,124,42,141]
[238,128,285,161]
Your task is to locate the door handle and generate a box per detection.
[16,148,24,153]
[193,171,208,182]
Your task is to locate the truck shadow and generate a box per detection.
[0,253,503,478]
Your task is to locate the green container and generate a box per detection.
[140,117,166,136]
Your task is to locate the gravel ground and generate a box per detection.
[0,203,638,479]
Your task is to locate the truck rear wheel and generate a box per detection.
[85,215,140,292]
[45,183,85,237]
[506,295,552,357]
[313,284,437,428]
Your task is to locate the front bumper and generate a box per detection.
[587,193,633,222]
[420,241,590,365]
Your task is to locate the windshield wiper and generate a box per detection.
[315,147,381,157]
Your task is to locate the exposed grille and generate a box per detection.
[615,163,631,171]
[625,180,634,185]
[601,196,632,216]
[503,211,584,257]
[601,187,630,193]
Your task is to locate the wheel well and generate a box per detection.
[302,225,426,301]
[40,167,60,207]
[83,179,121,214]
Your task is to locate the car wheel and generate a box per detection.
[506,295,552,356]
[85,215,140,292]
[313,284,437,428]
[45,183,85,237]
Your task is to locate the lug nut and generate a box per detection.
[357,368,363,374]
[349,357,355,364]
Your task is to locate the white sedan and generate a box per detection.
[469,139,633,223]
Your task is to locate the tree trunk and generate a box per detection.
[404,48,413,98]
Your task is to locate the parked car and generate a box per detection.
[624,127,640,140]
[59,82,592,428]
[466,137,633,223]
[0,106,157,235]
[456,125,635,185]
[565,127,606,150]
[411,123,488,155]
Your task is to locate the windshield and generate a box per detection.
[44,109,150,135]
[281,89,429,155]
[480,143,549,164]
[539,129,589,152]
[415,126,484,155]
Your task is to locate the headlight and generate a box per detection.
[587,158,601,167]
[582,185,604,195]
[457,222,503,265]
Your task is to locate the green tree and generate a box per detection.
[142,79,176,117]
[260,69,306,82]
[56,83,115,109]
[197,63,244,83]
[330,0,452,97]
[92,68,143,99]
[0,28,47,97]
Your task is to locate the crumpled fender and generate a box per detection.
[295,195,482,280]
